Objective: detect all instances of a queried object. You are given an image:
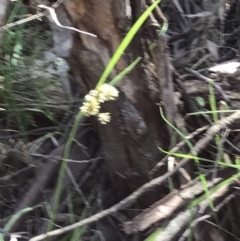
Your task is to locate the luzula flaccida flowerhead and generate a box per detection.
[80,84,119,124]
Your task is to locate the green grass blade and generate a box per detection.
[48,111,83,232]
[159,107,197,157]
[109,57,142,86]
[4,207,33,231]
[208,80,221,155]
[159,148,198,160]
[208,80,218,123]
[187,110,236,116]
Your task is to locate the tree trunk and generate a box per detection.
[51,0,180,201]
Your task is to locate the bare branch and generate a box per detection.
[0,0,65,31]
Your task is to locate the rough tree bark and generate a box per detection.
[53,0,181,200]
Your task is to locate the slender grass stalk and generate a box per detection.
[187,110,237,116]
[0,207,34,240]
[208,80,218,123]
[109,57,142,86]
[48,111,83,231]
[208,80,221,148]
[160,149,240,170]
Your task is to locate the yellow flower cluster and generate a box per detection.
[80,84,119,124]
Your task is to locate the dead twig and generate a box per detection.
[0,0,65,31]
[184,67,232,107]
[155,184,230,241]
[123,177,222,234]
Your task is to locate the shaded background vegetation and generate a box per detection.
[1,1,240,241]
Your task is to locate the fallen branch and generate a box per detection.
[154,183,230,241]
[123,177,222,234]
